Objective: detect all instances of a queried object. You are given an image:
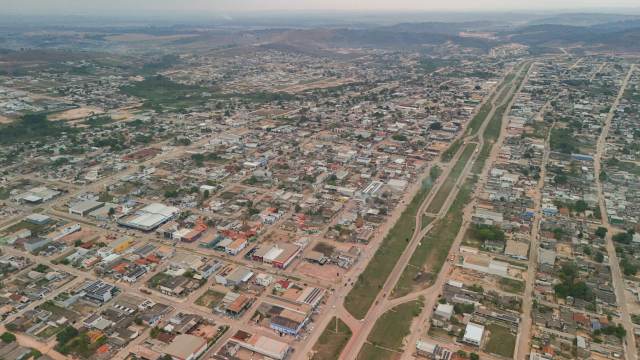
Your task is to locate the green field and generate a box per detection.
[426,143,476,214]
[356,300,424,360]
[484,323,517,358]
[344,167,440,319]
[499,278,525,294]
[465,101,493,137]
[357,343,397,360]
[421,215,435,229]
[312,317,352,360]
[393,176,476,298]
[121,75,295,111]
[441,139,463,163]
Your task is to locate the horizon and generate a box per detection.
[2,0,640,17]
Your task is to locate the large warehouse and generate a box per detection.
[118,203,180,231]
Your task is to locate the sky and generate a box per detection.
[2,0,640,15]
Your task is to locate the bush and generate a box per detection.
[0,332,16,343]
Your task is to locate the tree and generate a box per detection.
[56,326,78,345]
[34,264,49,273]
[613,230,634,244]
[203,190,210,199]
[0,332,16,343]
[470,353,480,360]
[595,227,607,238]
[573,200,588,213]
[595,252,605,263]
[108,207,116,217]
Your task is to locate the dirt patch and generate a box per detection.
[49,107,104,121]
[0,115,13,124]
[296,262,343,283]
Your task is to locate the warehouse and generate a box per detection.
[118,203,179,231]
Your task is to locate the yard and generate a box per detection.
[312,317,352,360]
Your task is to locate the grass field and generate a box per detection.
[357,343,398,360]
[441,138,463,163]
[393,176,476,298]
[344,167,440,319]
[421,215,434,229]
[356,300,424,360]
[426,143,476,214]
[312,317,352,360]
[484,323,517,358]
[465,101,493,137]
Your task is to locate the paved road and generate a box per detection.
[594,64,637,360]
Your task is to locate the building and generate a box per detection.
[163,334,207,360]
[23,237,51,253]
[81,280,117,304]
[416,340,453,360]
[25,213,52,225]
[462,323,485,346]
[118,203,179,231]
[504,240,529,260]
[269,305,311,336]
[227,330,290,360]
[69,199,104,217]
[434,303,454,321]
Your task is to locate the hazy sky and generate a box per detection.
[3,0,640,15]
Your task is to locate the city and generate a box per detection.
[0,3,640,360]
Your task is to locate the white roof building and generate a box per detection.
[463,322,485,346]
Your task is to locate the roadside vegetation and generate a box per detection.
[356,300,424,360]
[344,166,441,319]
[312,317,352,360]
[426,143,476,214]
[393,176,476,298]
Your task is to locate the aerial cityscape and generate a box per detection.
[0,1,640,360]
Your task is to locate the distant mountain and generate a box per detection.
[257,26,496,53]
[503,21,640,50]
[380,21,498,35]
[527,13,640,27]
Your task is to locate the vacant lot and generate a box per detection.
[312,317,352,360]
[499,278,525,294]
[356,300,423,360]
[195,289,225,308]
[484,323,517,358]
[344,167,440,319]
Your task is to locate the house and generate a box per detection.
[216,266,254,287]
